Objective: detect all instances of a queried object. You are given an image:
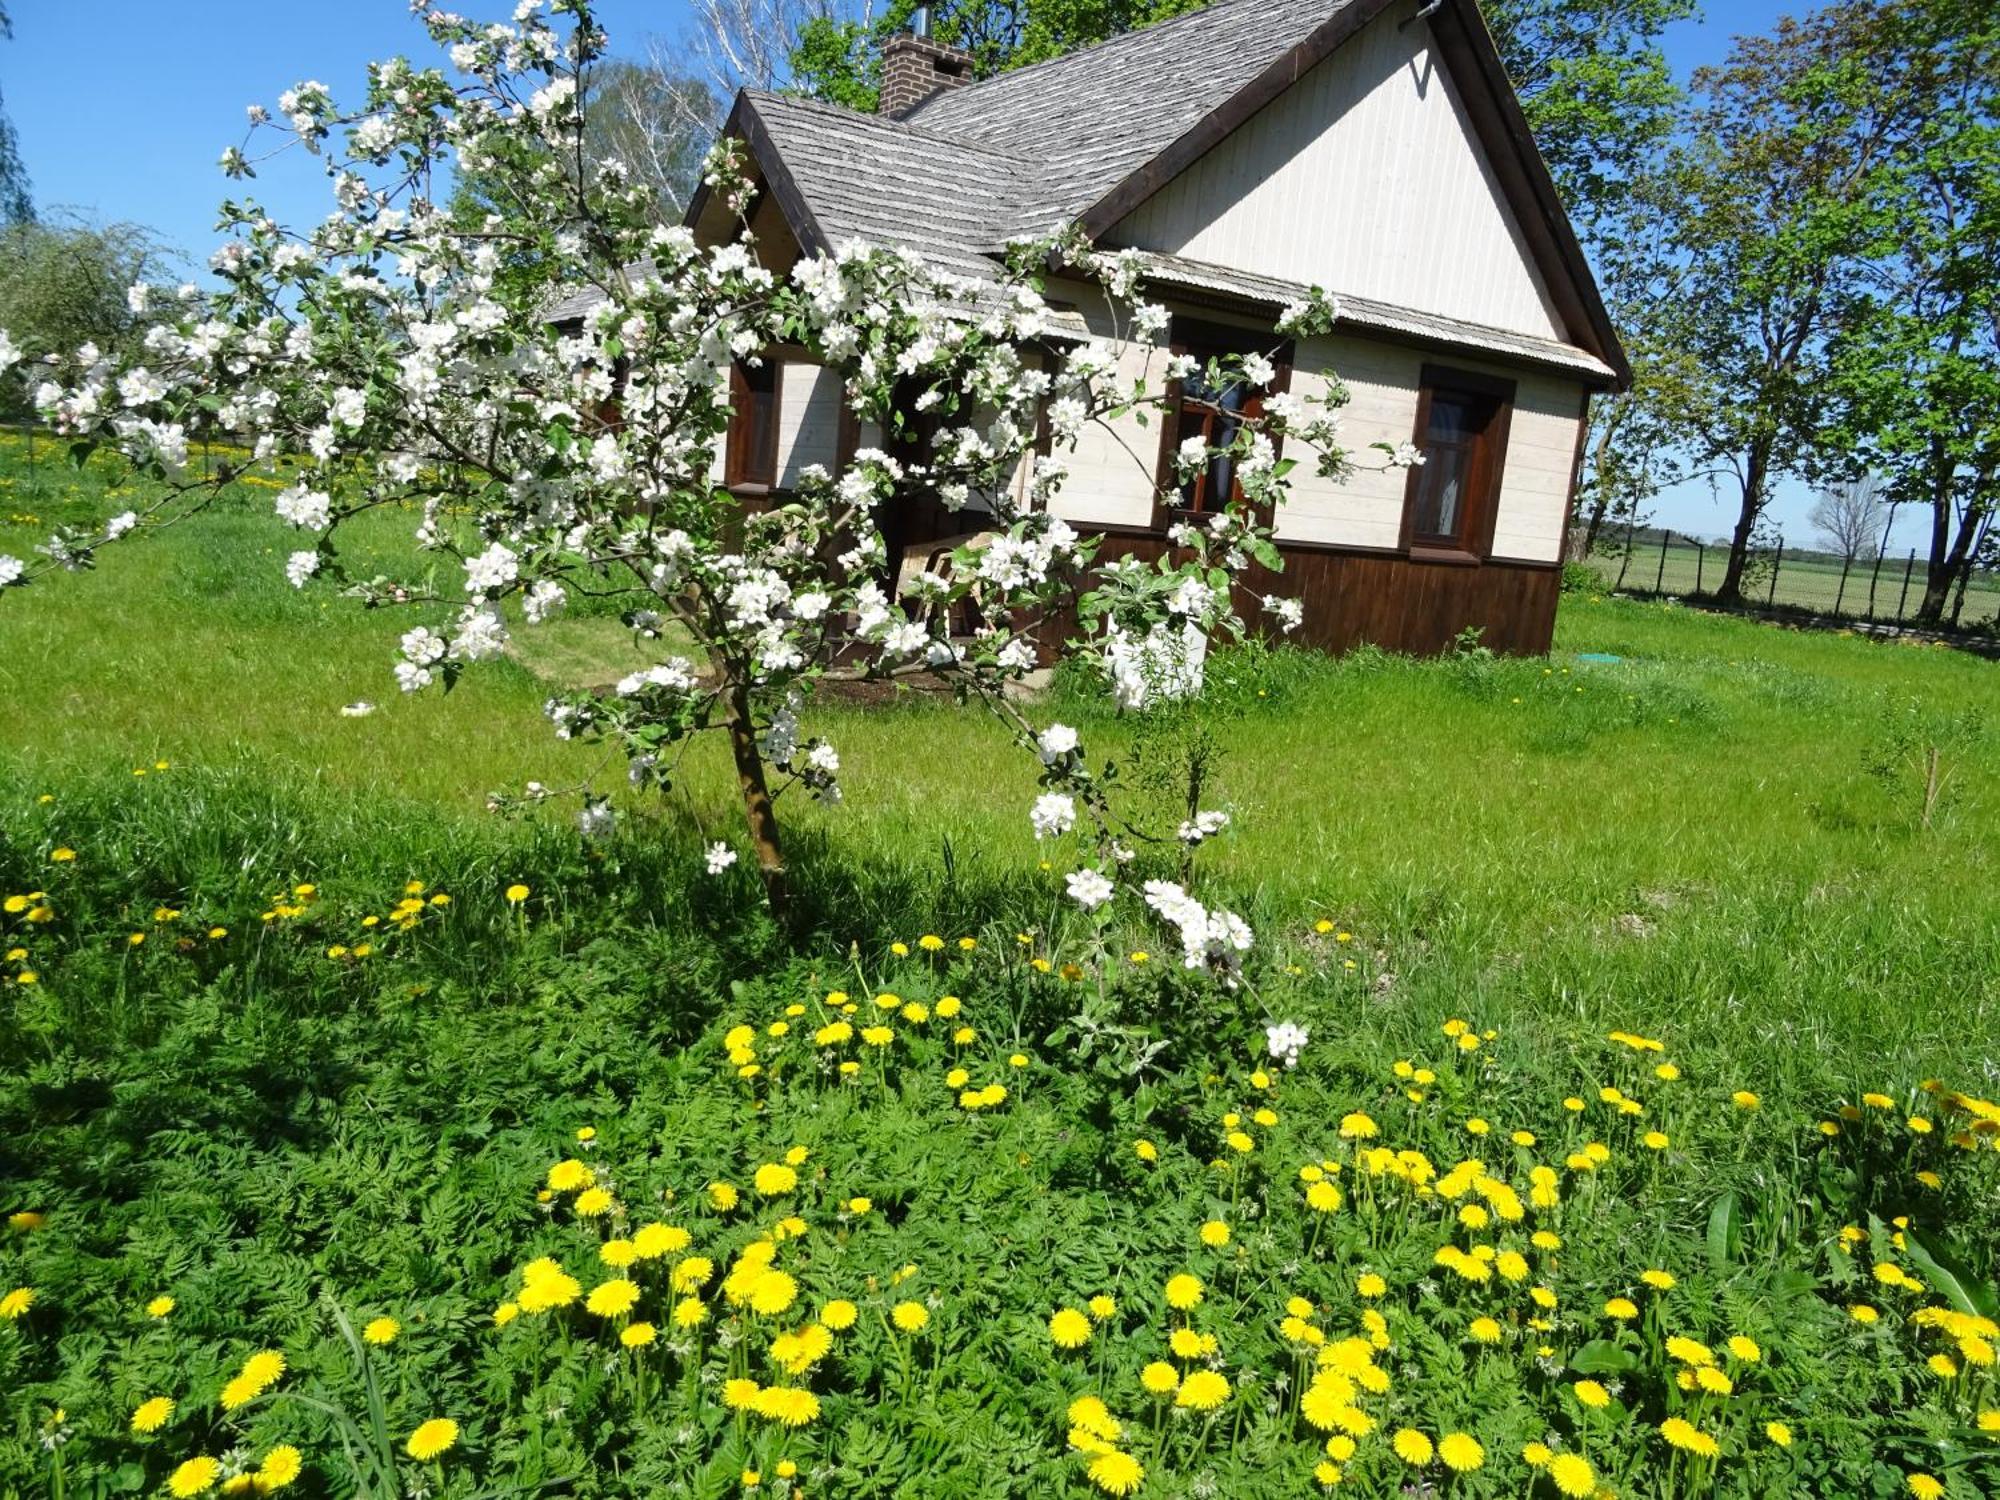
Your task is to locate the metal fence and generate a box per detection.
[1584,530,2000,632]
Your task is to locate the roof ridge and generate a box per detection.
[903,0,1322,120]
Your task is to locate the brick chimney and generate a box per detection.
[879,8,974,117]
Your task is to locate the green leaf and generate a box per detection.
[1903,1226,1999,1320]
[1706,1190,1742,1267]
[1569,1340,1639,1375]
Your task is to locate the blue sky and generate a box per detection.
[3,0,1878,546]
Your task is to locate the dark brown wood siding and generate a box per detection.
[1049,533,1560,658]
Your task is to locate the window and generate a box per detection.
[1155,320,1291,521]
[1402,365,1513,557]
[725,357,781,489]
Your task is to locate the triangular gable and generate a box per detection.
[1076,0,1627,382]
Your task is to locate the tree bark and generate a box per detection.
[721,677,788,916]
[1714,435,1772,604]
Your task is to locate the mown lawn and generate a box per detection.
[3,433,1999,1499]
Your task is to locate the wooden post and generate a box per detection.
[1695,541,1704,595]
[1895,548,1917,620]
[1768,538,1783,605]
[1833,554,1852,616]
[1655,530,1671,594]
[1866,549,1883,619]
[1614,513,1636,590]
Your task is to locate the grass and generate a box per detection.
[4,432,2000,1497]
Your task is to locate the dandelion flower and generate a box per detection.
[1728,1335,1762,1362]
[1574,1379,1610,1409]
[723,1378,761,1410]
[505,883,529,903]
[891,1300,930,1332]
[405,1418,459,1461]
[1469,1317,1503,1345]
[362,1317,400,1345]
[1438,1432,1484,1472]
[257,1445,303,1491]
[1733,1090,1760,1111]
[1175,1370,1230,1411]
[131,1396,174,1433]
[749,1271,798,1317]
[1338,1113,1378,1139]
[1548,1452,1596,1496]
[821,1298,858,1330]
[169,1457,221,1496]
[1766,1421,1792,1447]
[1641,1269,1677,1291]
[754,1163,797,1196]
[1199,1219,1230,1247]
[1088,1294,1117,1321]
[673,1296,706,1328]
[1141,1362,1179,1395]
[1086,1450,1143,1496]
[1850,1303,1880,1323]
[1604,1297,1638,1321]
[1659,1416,1720,1458]
[1164,1273,1203,1310]
[1049,1307,1093,1348]
[573,1187,613,1216]
[753,1386,820,1427]
[1907,1477,1944,1500]
[0,1286,35,1319]
[621,1322,657,1348]
[1356,1273,1386,1298]
[1392,1428,1433,1465]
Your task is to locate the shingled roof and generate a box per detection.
[679,0,1628,385]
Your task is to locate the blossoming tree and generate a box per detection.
[0,0,1409,953]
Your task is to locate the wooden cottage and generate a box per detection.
[687,0,1629,656]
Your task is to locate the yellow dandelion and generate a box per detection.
[405,1418,459,1461]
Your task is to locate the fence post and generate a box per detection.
[1895,548,1917,621]
[1769,538,1784,605]
[1865,550,1883,619]
[1695,541,1704,595]
[1833,554,1852,617]
[1655,530,1671,594]
[1615,514,1636,590]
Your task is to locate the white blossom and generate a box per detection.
[0,555,23,588]
[1029,791,1076,840]
[285,549,320,587]
[1265,1021,1310,1070]
[705,841,737,875]
[1065,868,1114,910]
[1036,723,1079,764]
[274,485,332,530]
[104,511,139,540]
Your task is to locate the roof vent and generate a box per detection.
[878,14,974,118]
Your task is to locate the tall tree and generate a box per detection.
[1478,0,1695,231]
[1665,4,1896,604]
[1822,0,1999,626]
[583,58,716,215]
[1808,474,1888,563]
[0,3,34,224]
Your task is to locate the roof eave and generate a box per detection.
[681,91,833,258]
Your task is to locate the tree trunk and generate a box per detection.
[721,678,788,916]
[1714,438,1771,605]
[1578,399,1628,558]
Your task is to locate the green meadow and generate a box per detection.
[4,432,1999,1499]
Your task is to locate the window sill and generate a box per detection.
[1407,544,1483,567]
[726,482,776,499]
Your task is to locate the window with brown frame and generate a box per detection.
[1154,319,1292,525]
[1401,364,1514,560]
[725,357,781,490]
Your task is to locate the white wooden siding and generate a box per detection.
[1108,8,1567,343]
[1045,281,1178,530]
[1274,333,1581,563]
[775,359,843,486]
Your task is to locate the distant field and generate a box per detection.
[1587,534,2000,626]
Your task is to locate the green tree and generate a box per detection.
[0,214,175,416]
[1664,3,1898,605]
[0,2,34,224]
[1822,0,2000,627]
[1479,0,1695,230]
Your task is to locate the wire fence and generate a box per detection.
[1583,530,2000,633]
